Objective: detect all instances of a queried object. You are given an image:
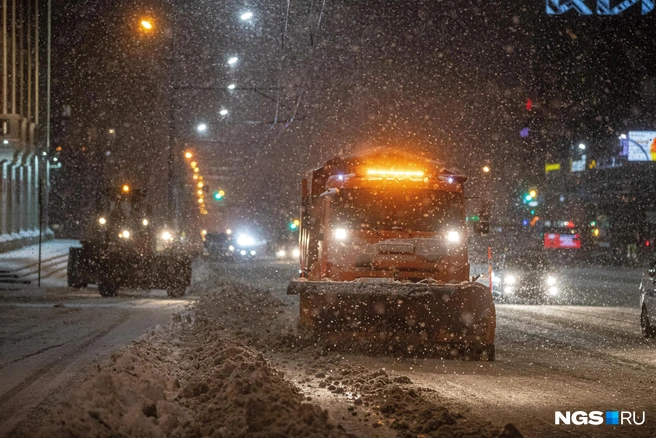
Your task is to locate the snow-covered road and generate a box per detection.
[3,255,655,437]
[212,259,656,437]
[0,287,193,436]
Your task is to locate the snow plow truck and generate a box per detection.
[287,149,495,359]
[67,185,192,298]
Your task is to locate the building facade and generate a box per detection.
[0,0,52,252]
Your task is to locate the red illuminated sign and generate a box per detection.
[545,233,581,249]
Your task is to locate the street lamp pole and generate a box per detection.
[166,14,177,229]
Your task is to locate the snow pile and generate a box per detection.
[189,281,522,438]
[296,356,521,438]
[42,316,350,437]
[42,276,521,437]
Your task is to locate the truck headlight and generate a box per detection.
[504,275,517,285]
[334,228,348,240]
[546,275,557,286]
[446,230,461,243]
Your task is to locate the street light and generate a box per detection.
[197,123,207,133]
[482,165,490,173]
[578,143,586,150]
[240,11,254,20]
[227,83,236,90]
[227,56,239,65]
[185,151,193,159]
[220,109,229,116]
[140,19,153,31]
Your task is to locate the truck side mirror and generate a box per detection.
[474,222,490,235]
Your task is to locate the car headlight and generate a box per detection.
[119,230,131,239]
[250,250,256,256]
[237,234,255,247]
[229,245,235,251]
[161,231,173,241]
[504,275,517,285]
[292,248,300,258]
[546,275,557,286]
[276,250,286,258]
[98,217,107,225]
[446,230,461,243]
[548,286,559,296]
[142,219,149,226]
[240,250,247,255]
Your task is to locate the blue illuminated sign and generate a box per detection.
[546,0,654,15]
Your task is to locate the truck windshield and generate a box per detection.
[332,188,464,232]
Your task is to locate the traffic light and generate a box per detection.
[214,190,225,201]
[290,219,300,230]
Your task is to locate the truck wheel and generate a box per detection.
[67,248,88,289]
[98,277,119,297]
[482,344,495,361]
[166,287,186,298]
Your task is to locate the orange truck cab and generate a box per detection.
[288,149,495,359]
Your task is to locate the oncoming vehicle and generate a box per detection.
[67,185,192,298]
[640,261,656,338]
[234,233,258,261]
[492,252,560,302]
[205,232,234,261]
[287,149,495,359]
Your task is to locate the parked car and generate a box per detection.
[640,261,656,338]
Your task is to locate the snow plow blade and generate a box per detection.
[288,280,496,359]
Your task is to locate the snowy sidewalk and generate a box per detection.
[0,239,78,289]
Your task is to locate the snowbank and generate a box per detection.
[42,273,521,437]
[41,314,349,437]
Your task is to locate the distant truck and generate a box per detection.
[67,185,192,297]
[287,149,496,359]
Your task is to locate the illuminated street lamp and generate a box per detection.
[240,11,254,20]
[184,151,193,159]
[482,165,490,173]
[227,83,236,90]
[578,143,586,150]
[140,19,153,31]
[219,109,229,116]
[227,56,239,66]
[197,123,208,133]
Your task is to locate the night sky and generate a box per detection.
[48,0,656,236]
